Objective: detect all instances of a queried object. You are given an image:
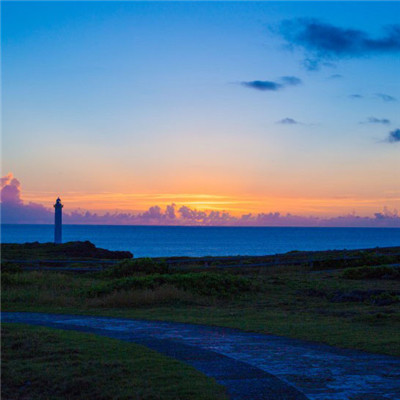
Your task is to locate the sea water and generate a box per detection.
[1,224,400,258]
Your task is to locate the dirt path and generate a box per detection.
[2,312,399,400]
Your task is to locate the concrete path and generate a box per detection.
[2,312,400,400]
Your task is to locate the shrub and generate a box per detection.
[1,273,20,286]
[370,292,400,306]
[87,272,255,298]
[341,266,400,280]
[311,253,400,271]
[86,286,201,308]
[103,258,168,278]
[1,272,34,287]
[1,262,21,273]
[1,241,133,260]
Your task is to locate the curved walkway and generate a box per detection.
[2,312,400,400]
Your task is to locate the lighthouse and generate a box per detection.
[54,197,63,244]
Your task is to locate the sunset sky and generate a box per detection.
[2,1,400,225]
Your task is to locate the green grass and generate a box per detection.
[1,323,228,400]
[3,266,400,356]
[102,258,169,276]
[87,272,255,297]
[3,244,400,357]
[341,265,400,280]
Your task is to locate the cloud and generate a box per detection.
[42,206,400,227]
[278,19,400,69]
[277,118,299,125]
[386,128,400,143]
[241,76,302,92]
[328,74,343,79]
[361,117,391,125]
[280,76,302,86]
[280,19,400,57]
[302,59,337,71]
[1,173,22,205]
[165,204,176,220]
[349,94,363,99]
[1,173,14,187]
[241,80,283,91]
[2,174,400,227]
[1,173,52,223]
[349,93,397,102]
[375,93,397,102]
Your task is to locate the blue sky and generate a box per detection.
[2,1,400,224]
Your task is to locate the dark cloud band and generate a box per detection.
[277,19,400,70]
[280,19,400,57]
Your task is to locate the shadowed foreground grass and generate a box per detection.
[2,246,400,357]
[3,266,400,356]
[1,324,228,400]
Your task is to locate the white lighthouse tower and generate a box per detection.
[54,197,63,244]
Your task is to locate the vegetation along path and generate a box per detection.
[3,312,400,400]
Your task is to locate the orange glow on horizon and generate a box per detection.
[21,190,400,218]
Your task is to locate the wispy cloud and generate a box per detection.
[349,93,397,102]
[277,118,299,125]
[386,128,400,143]
[277,19,400,69]
[328,74,343,79]
[349,94,363,99]
[280,76,302,86]
[361,117,391,125]
[375,93,397,102]
[241,76,302,92]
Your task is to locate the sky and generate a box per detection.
[1,1,400,226]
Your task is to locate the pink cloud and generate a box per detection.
[1,173,23,205]
[1,173,52,223]
[1,174,399,227]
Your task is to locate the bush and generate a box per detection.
[1,241,133,260]
[103,258,168,277]
[370,292,400,306]
[1,273,21,286]
[86,286,201,308]
[1,262,21,273]
[341,266,400,280]
[87,272,255,298]
[311,253,400,271]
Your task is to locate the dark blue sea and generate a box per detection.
[1,224,400,258]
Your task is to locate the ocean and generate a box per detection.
[1,224,400,258]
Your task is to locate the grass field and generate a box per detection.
[2,323,228,400]
[2,243,400,400]
[2,248,400,356]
